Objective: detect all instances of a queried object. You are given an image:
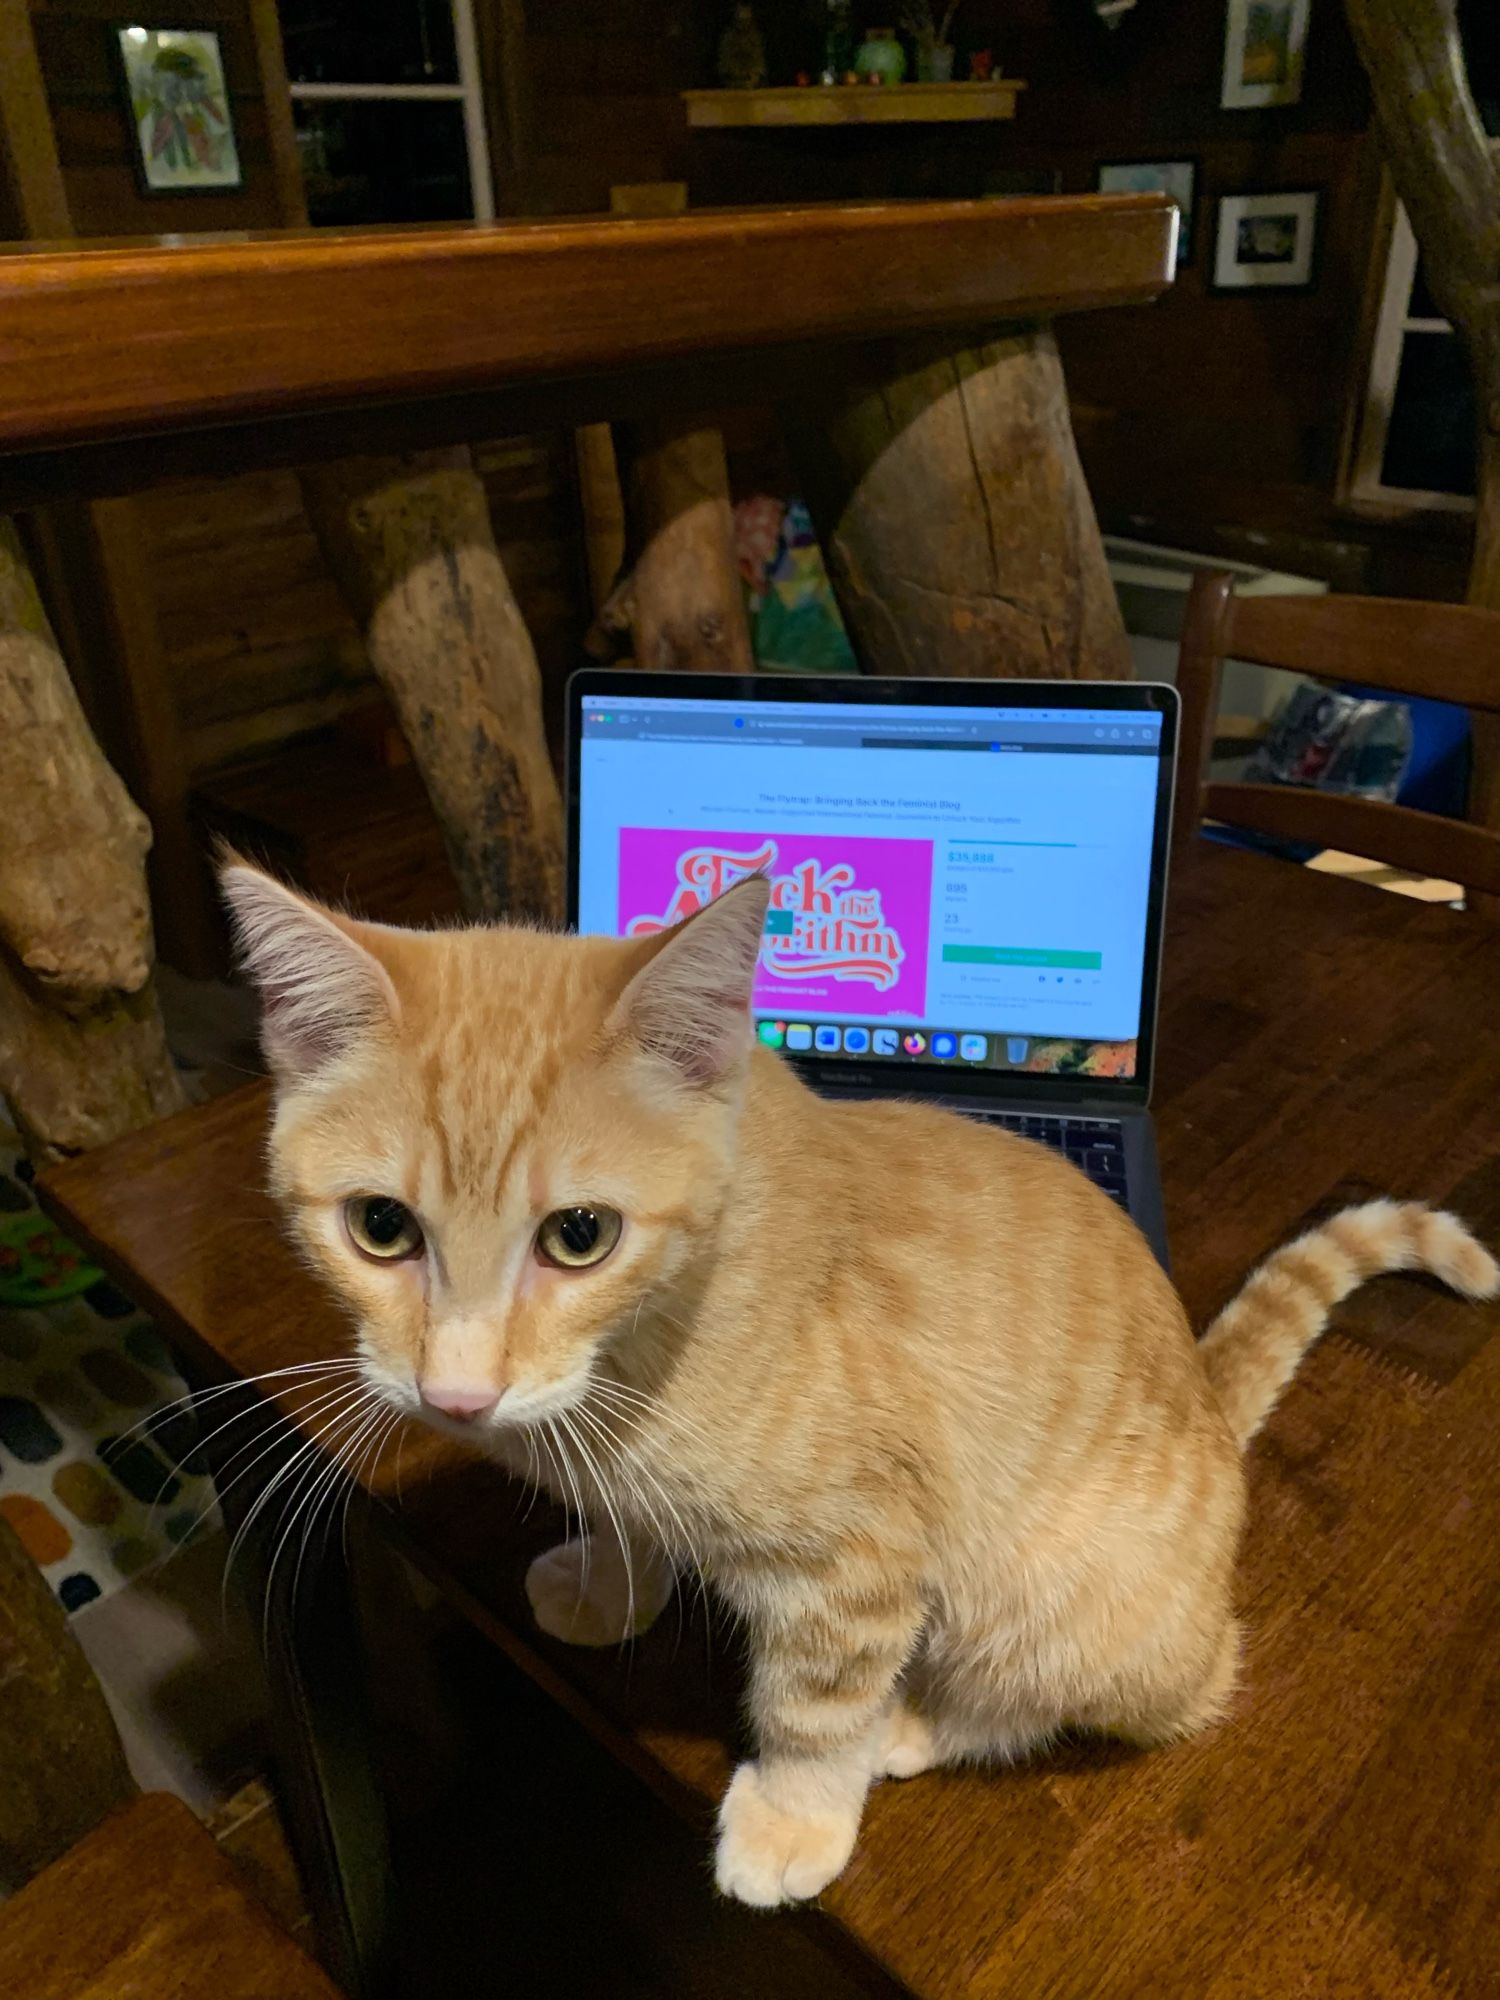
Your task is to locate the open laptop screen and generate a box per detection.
[568,674,1176,1098]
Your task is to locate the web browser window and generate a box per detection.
[575,694,1166,1082]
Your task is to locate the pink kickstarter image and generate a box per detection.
[618,829,933,1017]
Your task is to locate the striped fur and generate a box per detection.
[221,862,1498,1908]
[1200,1200,1499,1447]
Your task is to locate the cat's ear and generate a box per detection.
[609,875,770,1087]
[218,856,399,1079]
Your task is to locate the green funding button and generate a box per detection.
[942,945,1103,969]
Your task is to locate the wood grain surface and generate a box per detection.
[0,197,1173,459]
[39,842,1497,1998]
[0,1792,342,1999]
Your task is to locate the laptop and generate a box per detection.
[566,672,1178,1268]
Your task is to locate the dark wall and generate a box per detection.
[506,0,1471,592]
[31,0,284,234]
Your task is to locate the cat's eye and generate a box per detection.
[536,1205,622,1270]
[344,1196,424,1262]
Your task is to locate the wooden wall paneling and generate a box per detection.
[0,0,69,238]
[246,0,307,228]
[29,0,285,236]
[475,0,533,214]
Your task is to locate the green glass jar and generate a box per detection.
[854,26,906,83]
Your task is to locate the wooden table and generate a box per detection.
[39,840,1499,1998]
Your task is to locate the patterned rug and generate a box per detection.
[0,1119,219,1613]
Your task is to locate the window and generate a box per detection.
[279,0,494,225]
[1344,9,1494,514]
[1346,198,1476,514]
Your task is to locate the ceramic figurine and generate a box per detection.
[822,0,857,82]
[717,3,767,89]
[855,26,906,83]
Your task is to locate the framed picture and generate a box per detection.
[1211,191,1320,292]
[1096,160,1199,267]
[112,24,242,194]
[1220,0,1310,109]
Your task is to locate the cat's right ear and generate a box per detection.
[218,854,399,1079]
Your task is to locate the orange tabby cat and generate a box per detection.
[222,859,1497,1907]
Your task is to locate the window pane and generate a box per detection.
[280,0,458,86]
[1407,255,1443,324]
[1381,330,1477,497]
[294,101,472,224]
[1459,0,1499,135]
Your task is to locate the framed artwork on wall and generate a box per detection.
[1096,160,1199,267]
[1211,190,1320,292]
[112,24,243,195]
[1220,0,1310,110]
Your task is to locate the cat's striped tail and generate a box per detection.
[1200,1200,1499,1448]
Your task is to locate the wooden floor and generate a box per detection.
[39,841,1500,1998]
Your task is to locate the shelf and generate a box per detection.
[683,81,1025,128]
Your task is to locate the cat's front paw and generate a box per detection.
[714,1761,861,1907]
[524,1537,670,1647]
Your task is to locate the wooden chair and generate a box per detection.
[1172,570,1500,896]
[0,1516,339,2000]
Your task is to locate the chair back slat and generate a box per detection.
[1227,593,1500,712]
[1202,782,1499,895]
[1174,571,1500,900]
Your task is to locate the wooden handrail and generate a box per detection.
[0,197,1174,459]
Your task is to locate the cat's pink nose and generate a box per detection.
[419,1381,501,1421]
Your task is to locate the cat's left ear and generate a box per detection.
[218,857,400,1080]
[608,875,770,1087]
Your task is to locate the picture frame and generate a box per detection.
[112,23,243,195]
[1220,0,1310,110]
[1096,160,1199,268]
[1210,190,1321,293]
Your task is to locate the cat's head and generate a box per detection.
[219,859,768,1440]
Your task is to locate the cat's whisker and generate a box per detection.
[264,1391,387,1643]
[114,1357,356,1451]
[557,1404,637,1642]
[162,1373,367,1557]
[206,1373,368,1515]
[575,1419,703,1663]
[586,1378,718,1457]
[571,1398,704,1642]
[343,1407,400,1561]
[542,1414,592,1606]
[220,1380,375,1610]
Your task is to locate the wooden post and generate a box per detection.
[585,185,755,676]
[0,1513,136,1891]
[612,418,755,673]
[0,521,185,1163]
[0,0,70,240]
[785,328,1132,679]
[1344,0,1500,828]
[300,450,564,922]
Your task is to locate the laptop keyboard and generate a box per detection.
[964,1110,1130,1207]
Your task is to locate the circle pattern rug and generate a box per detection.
[0,1119,220,1612]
